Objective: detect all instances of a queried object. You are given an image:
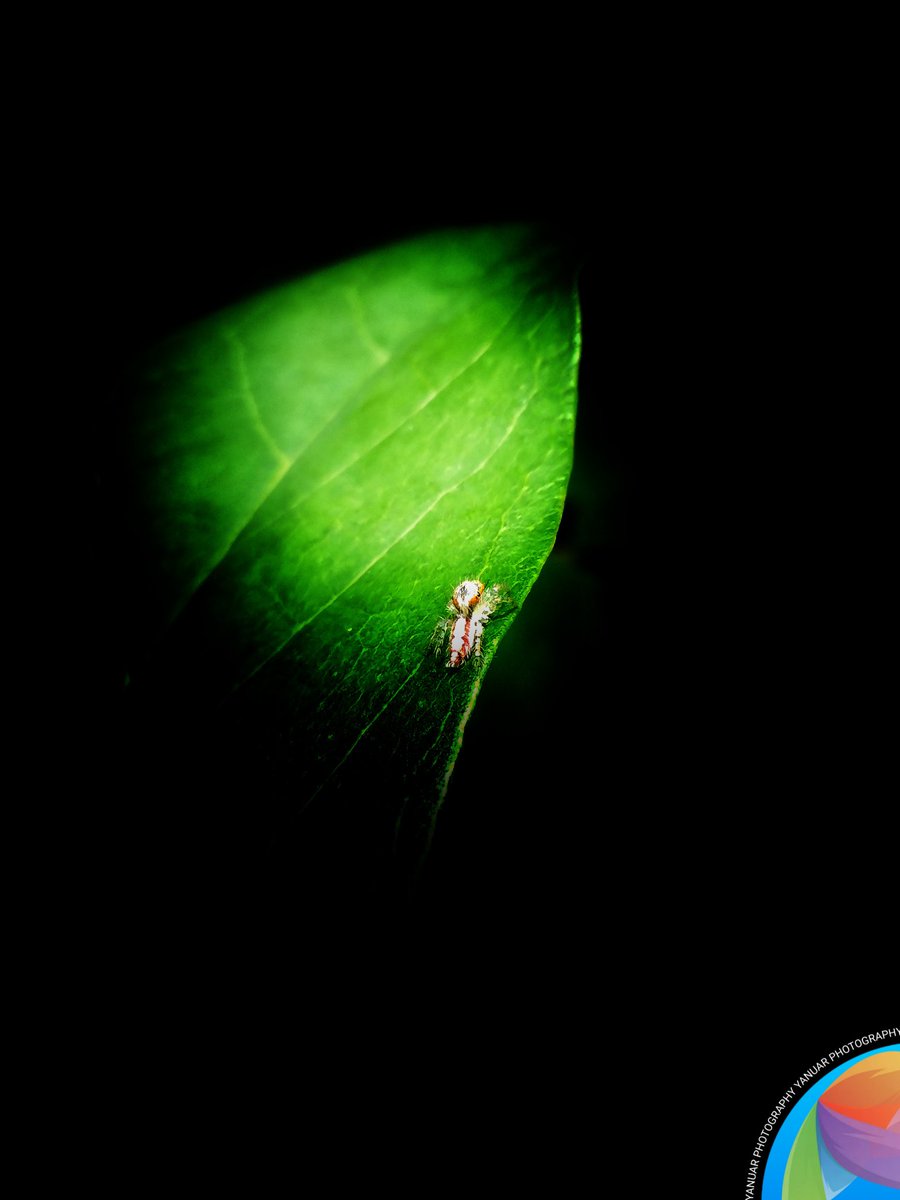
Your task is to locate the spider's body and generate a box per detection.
[432,578,513,668]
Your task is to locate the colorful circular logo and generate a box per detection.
[765,1049,900,1198]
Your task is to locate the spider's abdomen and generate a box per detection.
[447,615,484,668]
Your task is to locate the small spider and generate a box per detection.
[431,578,514,668]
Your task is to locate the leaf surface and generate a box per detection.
[125,225,580,881]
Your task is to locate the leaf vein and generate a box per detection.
[309,660,424,801]
[344,286,390,365]
[224,328,291,469]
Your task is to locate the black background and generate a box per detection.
[68,47,894,1187]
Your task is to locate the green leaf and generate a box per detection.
[124,224,580,885]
